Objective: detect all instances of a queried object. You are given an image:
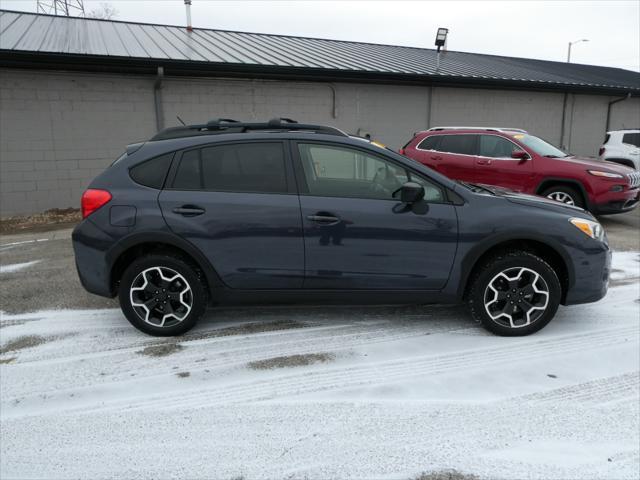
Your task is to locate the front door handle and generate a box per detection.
[172,205,206,217]
[307,214,340,224]
[477,159,492,165]
[430,155,442,161]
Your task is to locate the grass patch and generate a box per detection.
[0,208,81,234]
[248,352,334,370]
[137,343,184,357]
[0,335,48,354]
[414,470,479,480]
[176,371,190,378]
[0,357,16,364]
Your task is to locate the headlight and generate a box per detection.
[569,217,605,241]
[588,170,624,179]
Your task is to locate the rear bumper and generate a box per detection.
[72,219,115,298]
[563,242,611,305]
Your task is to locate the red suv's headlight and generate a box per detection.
[587,170,624,179]
[81,189,112,218]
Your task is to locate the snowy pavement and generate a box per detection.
[0,252,639,480]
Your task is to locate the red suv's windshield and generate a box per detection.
[513,134,568,158]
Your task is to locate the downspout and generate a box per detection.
[327,83,337,118]
[606,93,631,132]
[559,92,569,150]
[154,66,165,132]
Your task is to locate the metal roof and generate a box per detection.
[1,9,639,94]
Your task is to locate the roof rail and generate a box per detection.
[428,126,528,133]
[151,117,348,141]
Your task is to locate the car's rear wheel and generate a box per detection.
[119,254,207,336]
[467,251,561,336]
[541,185,584,208]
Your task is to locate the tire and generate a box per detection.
[541,185,585,208]
[467,250,561,336]
[119,254,207,336]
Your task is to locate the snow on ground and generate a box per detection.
[0,252,639,480]
[0,260,41,274]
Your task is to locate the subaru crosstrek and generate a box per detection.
[73,119,611,337]
[401,127,640,214]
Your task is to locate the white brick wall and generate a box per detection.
[1,67,635,216]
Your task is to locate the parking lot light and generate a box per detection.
[435,27,449,72]
[567,38,589,62]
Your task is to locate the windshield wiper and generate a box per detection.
[544,154,569,158]
[459,181,495,195]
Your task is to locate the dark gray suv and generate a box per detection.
[72,118,611,337]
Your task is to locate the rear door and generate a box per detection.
[432,134,479,182]
[159,141,304,289]
[293,141,458,290]
[474,134,534,191]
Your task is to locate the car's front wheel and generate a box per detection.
[541,185,585,208]
[467,251,561,336]
[119,254,207,336]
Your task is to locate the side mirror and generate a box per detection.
[512,149,530,160]
[393,181,425,204]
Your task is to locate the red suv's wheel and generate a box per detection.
[541,185,584,208]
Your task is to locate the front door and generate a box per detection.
[474,134,534,192]
[294,142,458,290]
[159,141,304,289]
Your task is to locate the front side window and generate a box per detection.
[479,135,519,158]
[298,143,443,202]
[171,142,287,193]
[514,134,568,158]
[437,135,477,155]
[622,133,640,148]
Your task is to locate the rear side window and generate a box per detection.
[603,134,610,145]
[171,142,287,193]
[438,135,477,155]
[129,153,173,189]
[622,133,640,147]
[417,135,441,150]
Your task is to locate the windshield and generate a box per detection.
[513,134,568,158]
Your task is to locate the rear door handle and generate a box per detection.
[172,205,206,217]
[430,155,442,161]
[477,159,492,165]
[307,214,340,224]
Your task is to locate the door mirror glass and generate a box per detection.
[511,149,530,160]
[394,182,425,204]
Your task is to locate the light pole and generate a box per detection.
[567,39,588,63]
[435,28,449,72]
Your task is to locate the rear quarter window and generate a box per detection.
[622,133,640,147]
[129,153,174,189]
[417,135,441,150]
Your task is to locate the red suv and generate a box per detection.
[401,127,640,215]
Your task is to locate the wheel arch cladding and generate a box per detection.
[107,232,223,298]
[461,238,571,304]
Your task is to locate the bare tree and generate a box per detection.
[87,3,118,20]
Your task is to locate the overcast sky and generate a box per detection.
[4,0,639,71]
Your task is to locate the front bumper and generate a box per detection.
[563,241,611,305]
[592,189,640,215]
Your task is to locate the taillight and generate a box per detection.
[399,148,405,155]
[81,189,112,218]
[598,147,605,156]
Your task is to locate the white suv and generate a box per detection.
[599,129,640,170]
